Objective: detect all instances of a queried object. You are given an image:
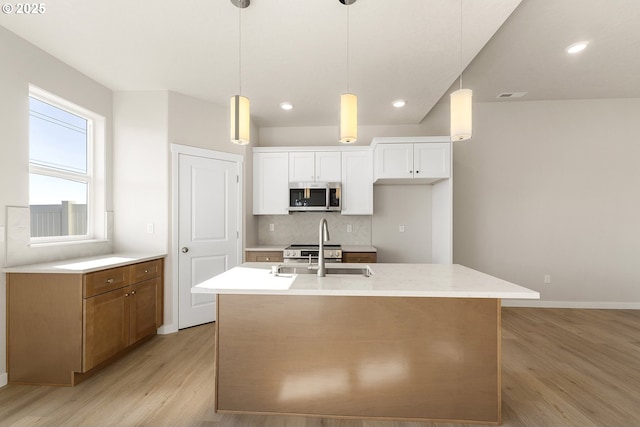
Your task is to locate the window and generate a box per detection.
[29,86,106,242]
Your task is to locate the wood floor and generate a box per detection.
[1,307,640,427]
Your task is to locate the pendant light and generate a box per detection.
[230,0,250,145]
[339,0,357,144]
[450,0,472,141]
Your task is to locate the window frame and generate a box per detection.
[28,85,106,244]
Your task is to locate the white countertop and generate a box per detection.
[3,253,167,274]
[245,246,286,251]
[193,262,540,300]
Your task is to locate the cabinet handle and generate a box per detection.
[144,269,149,273]
[106,278,114,284]
[124,293,129,297]
[131,290,136,295]
[409,170,413,174]
[416,170,420,174]
[266,257,270,261]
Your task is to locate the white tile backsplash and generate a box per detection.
[258,212,371,246]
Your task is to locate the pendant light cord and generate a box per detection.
[238,6,242,95]
[346,4,350,93]
[459,0,463,90]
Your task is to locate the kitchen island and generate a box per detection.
[193,263,539,425]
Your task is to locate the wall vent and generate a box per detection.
[497,92,527,99]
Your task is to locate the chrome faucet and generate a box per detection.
[318,218,330,277]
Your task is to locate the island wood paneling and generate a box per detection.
[215,295,501,424]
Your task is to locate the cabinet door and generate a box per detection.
[374,143,414,180]
[341,150,373,215]
[289,152,315,182]
[254,152,289,215]
[315,151,341,182]
[414,143,450,179]
[130,278,158,345]
[84,287,130,371]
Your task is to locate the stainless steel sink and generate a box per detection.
[275,264,373,277]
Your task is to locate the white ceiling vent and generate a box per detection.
[497,92,528,99]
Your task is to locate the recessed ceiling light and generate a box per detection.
[280,102,293,110]
[566,41,589,54]
[392,99,406,108]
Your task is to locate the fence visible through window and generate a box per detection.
[30,201,87,237]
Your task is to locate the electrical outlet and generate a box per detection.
[399,225,405,232]
[269,223,275,232]
[544,274,551,284]
[346,224,353,233]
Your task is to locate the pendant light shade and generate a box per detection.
[230,95,250,145]
[450,88,472,141]
[340,93,357,144]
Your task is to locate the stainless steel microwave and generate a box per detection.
[288,182,341,212]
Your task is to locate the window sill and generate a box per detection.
[29,238,110,248]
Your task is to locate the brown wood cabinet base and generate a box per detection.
[215,294,501,424]
[7,257,164,386]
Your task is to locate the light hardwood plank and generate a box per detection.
[0,308,639,426]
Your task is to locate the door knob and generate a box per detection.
[181,247,189,253]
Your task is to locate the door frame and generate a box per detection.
[165,143,243,334]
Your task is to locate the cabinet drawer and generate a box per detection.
[132,259,162,282]
[246,251,283,263]
[342,252,377,263]
[84,266,130,298]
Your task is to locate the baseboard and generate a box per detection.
[0,372,7,388]
[157,324,179,335]
[502,300,640,309]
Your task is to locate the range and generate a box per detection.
[283,244,342,263]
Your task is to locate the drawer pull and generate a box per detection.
[131,290,136,295]
[266,257,270,261]
[124,293,130,297]
[144,269,149,273]
[106,278,115,284]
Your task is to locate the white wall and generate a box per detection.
[453,98,640,308]
[372,185,433,262]
[113,90,254,333]
[0,27,113,386]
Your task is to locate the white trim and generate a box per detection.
[170,144,244,331]
[502,300,640,310]
[0,372,7,388]
[157,325,178,335]
[252,146,372,153]
[170,143,244,163]
[370,136,451,147]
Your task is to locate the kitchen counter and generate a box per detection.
[3,252,167,274]
[197,262,538,424]
[244,246,286,251]
[193,262,539,299]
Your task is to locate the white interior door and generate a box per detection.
[178,153,239,329]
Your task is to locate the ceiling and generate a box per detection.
[2,0,639,129]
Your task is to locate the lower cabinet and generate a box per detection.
[245,250,283,263]
[342,252,377,263]
[7,257,164,386]
[83,277,160,371]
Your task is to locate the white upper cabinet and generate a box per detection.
[341,150,373,215]
[253,151,289,215]
[289,151,341,182]
[374,140,451,184]
[374,143,414,180]
[414,143,450,179]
